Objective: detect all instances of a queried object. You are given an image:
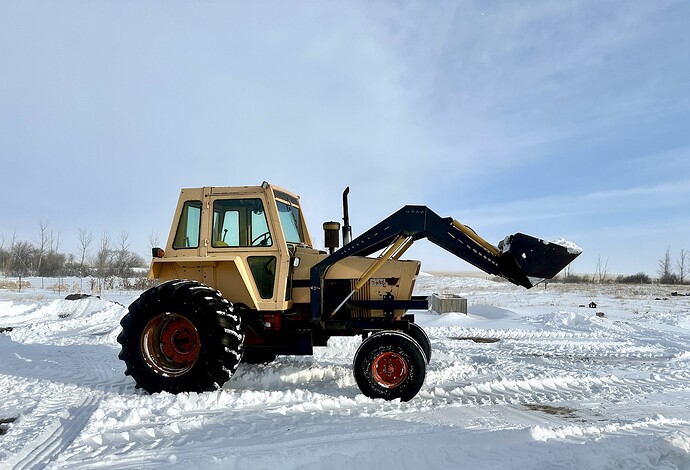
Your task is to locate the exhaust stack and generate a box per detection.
[342,187,352,246]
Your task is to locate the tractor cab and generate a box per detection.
[150,182,315,311]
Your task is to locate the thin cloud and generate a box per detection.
[455,179,690,228]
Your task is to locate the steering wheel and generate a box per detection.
[251,231,272,246]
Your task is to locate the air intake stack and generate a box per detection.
[323,221,341,254]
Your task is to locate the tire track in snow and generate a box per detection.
[506,341,674,363]
[420,370,690,408]
[58,372,690,469]
[1,393,100,470]
[155,369,690,423]
[427,321,688,380]
[430,326,598,342]
[0,336,133,395]
[530,415,690,443]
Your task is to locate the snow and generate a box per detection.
[1,276,690,469]
[498,236,583,256]
[551,237,584,255]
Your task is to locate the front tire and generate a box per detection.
[407,322,432,364]
[353,331,426,401]
[117,280,243,393]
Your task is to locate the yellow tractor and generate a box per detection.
[117,182,580,401]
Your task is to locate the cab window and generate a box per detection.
[277,200,305,244]
[212,199,272,247]
[248,256,276,299]
[173,200,202,249]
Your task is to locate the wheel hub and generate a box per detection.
[160,317,200,364]
[142,313,200,376]
[371,351,408,388]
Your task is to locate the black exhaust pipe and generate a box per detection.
[342,187,352,246]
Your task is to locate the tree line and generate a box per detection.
[0,223,147,279]
[560,247,689,285]
[1,223,687,286]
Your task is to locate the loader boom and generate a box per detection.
[310,205,579,320]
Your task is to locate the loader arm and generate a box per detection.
[310,205,580,320]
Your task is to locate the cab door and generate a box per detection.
[207,194,286,309]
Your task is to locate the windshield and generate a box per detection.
[277,200,304,244]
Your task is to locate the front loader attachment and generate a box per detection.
[310,205,582,319]
[496,233,582,288]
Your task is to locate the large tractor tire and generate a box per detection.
[353,331,426,401]
[117,280,243,394]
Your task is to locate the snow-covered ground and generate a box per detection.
[1,275,689,469]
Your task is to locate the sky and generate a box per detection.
[1,0,689,276]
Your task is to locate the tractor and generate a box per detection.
[117,182,580,401]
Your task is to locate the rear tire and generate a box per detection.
[117,280,243,394]
[353,331,426,401]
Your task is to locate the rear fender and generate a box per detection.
[149,257,260,309]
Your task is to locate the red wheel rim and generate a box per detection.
[141,313,200,376]
[371,351,408,388]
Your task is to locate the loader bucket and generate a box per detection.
[498,233,581,288]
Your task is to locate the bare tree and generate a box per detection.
[599,257,609,283]
[658,247,677,284]
[118,231,130,250]
[148,229,161,250]
[49,228,62,254]
[77,229,94,277]
[40,227,65,277]
[36,220,49,276]
[678,248,688,285]
[591,255,610,283]
[9,240,34,277]
[113,231,131,278]
[94,232,111,280]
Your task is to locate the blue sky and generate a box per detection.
[1,1,689,276]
